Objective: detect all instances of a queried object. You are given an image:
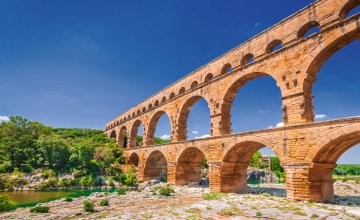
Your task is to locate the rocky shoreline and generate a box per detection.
[0,180,359,219]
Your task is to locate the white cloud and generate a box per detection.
[254,22,261,28]
[160,134,171,140]
[194,134,211,139]
[315,114,327,120]
[267,125,274,129]
[0,116,9,122]
[192,130,199,134]
[276,122,284,128]
[258,110,264,113]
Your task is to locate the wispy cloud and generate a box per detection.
[315,114,327,120]
[160,134,171,140]
[194,134,211,139]
[192,130,199,134]
[254,22,261,28]
[0,116,9,122]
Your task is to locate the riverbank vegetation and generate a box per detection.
[0,116,135,190]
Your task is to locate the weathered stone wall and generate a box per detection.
[105,0,360,202]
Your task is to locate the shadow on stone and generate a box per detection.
[334,195,360,207]
[248,184,287,197]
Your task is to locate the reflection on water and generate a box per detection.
[0,189,115,207]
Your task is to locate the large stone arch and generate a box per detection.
[118,126,128,148]
[145,110,173,146]
[128,152,140,166]
[129,119,145,148]
[176,95,212,141]
[143,150,168,181]
[304,123,360,203]
[219,72,284,135]
[338,0,360,20]
[175,147,208,185]
[109,130,117,139]
[298,21,360,123]
[219,137,281,193]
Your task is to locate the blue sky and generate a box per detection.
[0,1,359,163]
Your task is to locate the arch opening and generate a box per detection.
[222,73,282,133]
[118,126,128,148]
[190,81,199,89]
[220,142,284,194]
[169,92,175,99]
[161,96,166,103]
[179,87,185,95]
[309,31,360,122]
[220,63,232,75]
[147,111,172,146]
[129,120,144,148]
[144,150,168,181]
[298,21,320,38]
[128,153,140,167]
[175,147,208,186]
[178,96,211,141]
[266,39,283,54]
[204,73,214,83]
[109,130,117,139]
[241,53,254,66]
[309,131,360,203]
[339,0,360,20]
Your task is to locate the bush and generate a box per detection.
[120,172,138,187]
[80,177,88,187]
[41,169,56,179]
[0,195,14,212]
[155,185,174,196]
[64,197,73,202]
[30,206,49,213]
[117,188,128,195]
[83,200,95,212]
[256,211,263,217]
[100,199,109,206]
[108,179,115,188]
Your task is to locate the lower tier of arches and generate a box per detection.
[124,116,360,203]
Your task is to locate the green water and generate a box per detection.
[0,189,116,208]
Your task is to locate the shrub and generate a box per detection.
[30,206,49,213]
[108,179,115,188]
[83,200,95,212]
[120,172,138,187]
[156,185,174,196]
[256,211,263,217]
[64,197,73,202]
[41,169,56,179]
[80,177,88,187]
[117,188,128,195]
[0,195,14,212]
[100,199,109,206]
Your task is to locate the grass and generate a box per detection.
[311,213,319,218]
[256,211,263,217]
[30,206,49,213]
[202,193,226,200]
[294,210,307,216]
[83,200,95,212]
[64,197,73,202]
[100,199,109,206]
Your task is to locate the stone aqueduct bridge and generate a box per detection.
[105,0,360,203]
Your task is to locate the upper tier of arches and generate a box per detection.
[106,0,360,149]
